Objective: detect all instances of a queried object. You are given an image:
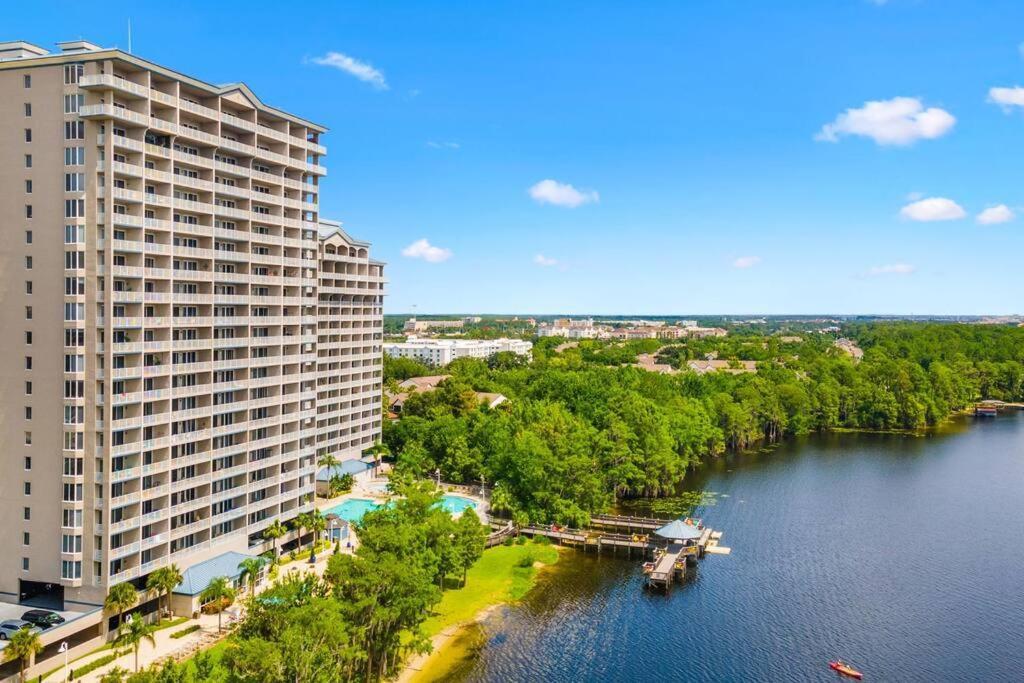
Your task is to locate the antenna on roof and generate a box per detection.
[127,18,132,53]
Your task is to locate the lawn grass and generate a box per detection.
[420,541,560,640]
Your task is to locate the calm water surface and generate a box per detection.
[442,413,1024,682]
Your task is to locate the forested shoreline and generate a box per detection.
[384,324,1024,526]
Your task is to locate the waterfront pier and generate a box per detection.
[493,514,729,590]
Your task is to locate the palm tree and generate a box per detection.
[237,557,265,596]
[104,582,139,630]
[263,519,287,560]
[368,441,390,476]
[199,576,237,632]
[113,613,156,673]
[145,564,183,623]
[294,512,313,553]
[3,628,43,683]
[308,511,327,564]
[318,453,340,499]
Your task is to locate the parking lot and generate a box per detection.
[0,602,93,649]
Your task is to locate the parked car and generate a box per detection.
[0,619,40,640]
[21,609,65,629]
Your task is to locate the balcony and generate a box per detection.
[80,73,150,98]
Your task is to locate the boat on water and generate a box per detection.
[829,660,863,679]
[975,403,998,417]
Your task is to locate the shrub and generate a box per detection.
[72,652,120,679]
[532,535,552,546]
[517,551,536,568]
[515,535,527,545]
[169,624,201,639]
[502,537,514,547]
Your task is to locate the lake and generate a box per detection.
[434,412,1024,682]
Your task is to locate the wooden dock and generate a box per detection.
[647,543,688,588]
[489,513,729,590]
[589,513,666,532]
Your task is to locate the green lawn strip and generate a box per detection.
[170,624,202,639]
[420,542,559,641]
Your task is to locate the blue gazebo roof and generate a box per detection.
[173,551,255,596]
[316,459,372,482]
[654,519,703,541]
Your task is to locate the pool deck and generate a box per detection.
[316,479,490,525]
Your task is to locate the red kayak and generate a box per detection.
[830,661,863,679]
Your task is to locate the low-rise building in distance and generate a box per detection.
[384,337,532,366]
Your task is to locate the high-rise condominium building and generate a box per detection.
[0,39,384,628]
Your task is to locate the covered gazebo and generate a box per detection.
[653,519,703,544]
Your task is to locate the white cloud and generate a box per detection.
[533,254,558,267]
[976,204,1015,225]
[868,263,915,276]
[401,238,452,263]
[733,256,761,269]
[899,197,966,222]
[426,141,460,150]
[309,51,388,90]
[528,179,599,208]
[987,86,1024,110]
[816,96,955,146]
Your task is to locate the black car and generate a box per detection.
[20,609,65,628]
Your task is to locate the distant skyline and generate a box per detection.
[10,0,1024,314]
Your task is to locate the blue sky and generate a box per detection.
[10,1,1024,314]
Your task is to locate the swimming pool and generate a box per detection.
[326,498,382,523]
[439,494,478,515]
[326,494,478,523]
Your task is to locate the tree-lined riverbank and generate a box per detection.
[385,323,1024,526]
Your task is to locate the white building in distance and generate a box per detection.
[385,337,532,366]
[537,318,605,339]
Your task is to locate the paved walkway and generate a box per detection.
[68,549,347,682]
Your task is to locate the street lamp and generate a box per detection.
[59,641,68,683]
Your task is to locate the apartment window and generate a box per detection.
[25,231,31,245]
[24,457,31,470]
[65,225,85,243]
[24,128,31,142]
[24,407,31,420]
[25,331,32,344]
[64,147,85,165]
[22,559,28,572]
[23,533,29,546]
[25,357,31,370]
[64,199,85,218]
[25,205,32,219]
[65,173,85,192]
[23,508,30,521]
[23,482,30,495]
[25,180,32,194]
[64,121,85,140]
[23,74,30,88]
[25,256,32,269]
[63,94,84,114]
[25,306,32,320]
[25,281,32,294]
[24,154,31,168]
[23,103,31,117]
[63,64,83,84]
[25,381,32,395]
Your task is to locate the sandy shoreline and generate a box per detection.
[396,603,503,682]
[397,552,563,682]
